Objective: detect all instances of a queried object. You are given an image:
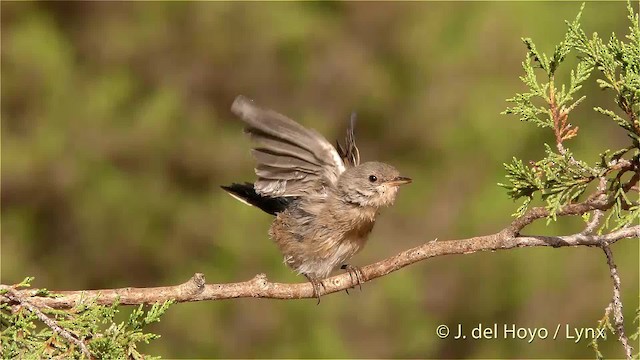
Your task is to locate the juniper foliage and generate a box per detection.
[0,277,172,359]
[500,2,640,231]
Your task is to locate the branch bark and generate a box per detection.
[4,226,637,309]
[602,244,634,359]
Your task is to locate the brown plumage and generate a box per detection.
[223,96,411,301]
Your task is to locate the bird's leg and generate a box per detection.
[342,266,355,295]
[341,264,364,291]
[304,274,325,304]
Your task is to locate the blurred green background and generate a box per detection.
[1,1,638,358]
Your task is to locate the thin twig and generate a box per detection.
[581,209,605,235]
[623,171,640,193]
[602,244,633,359]
[506,191,609,236]
[582,177,608,235]
[1,286,93,359]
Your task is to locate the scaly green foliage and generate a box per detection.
[0,278,172,359]
[500,2,640,232]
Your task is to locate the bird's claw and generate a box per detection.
[341,264,364,291]
[304,275,326,304]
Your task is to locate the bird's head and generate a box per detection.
[336,161,411,208]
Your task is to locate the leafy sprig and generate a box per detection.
[0,283,173,359]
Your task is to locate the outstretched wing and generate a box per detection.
[231,96,346,197]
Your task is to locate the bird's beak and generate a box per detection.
[384,176,412,186]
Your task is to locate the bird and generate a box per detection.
[222,95,411,302]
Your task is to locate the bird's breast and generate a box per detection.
[344,217,375,242]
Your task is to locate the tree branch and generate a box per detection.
[505,191,609,236]
[602,244,634,359]
[3,225,637,309]
[1,192,637,360]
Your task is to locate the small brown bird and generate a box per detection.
[222,96,411,301]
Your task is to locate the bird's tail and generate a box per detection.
[221,182,293,216]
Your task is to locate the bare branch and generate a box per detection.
[3,226,637,309]
[505,192,609,236]
[602,244,634,359]
[582,177,608,235]
[624,170,640,193]
[0,286,93,359]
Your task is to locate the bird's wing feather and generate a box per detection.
[231,96,346,197]
[336,112,360,167]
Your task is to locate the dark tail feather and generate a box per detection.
[221,182,292,216]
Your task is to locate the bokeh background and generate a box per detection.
[2,1,638,358]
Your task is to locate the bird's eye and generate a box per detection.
[368,175,377,182]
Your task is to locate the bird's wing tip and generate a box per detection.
[231,95,255,115]
[220,183,256,208]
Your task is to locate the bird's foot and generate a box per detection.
[341,264,364,291]
[304,274,326,304]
